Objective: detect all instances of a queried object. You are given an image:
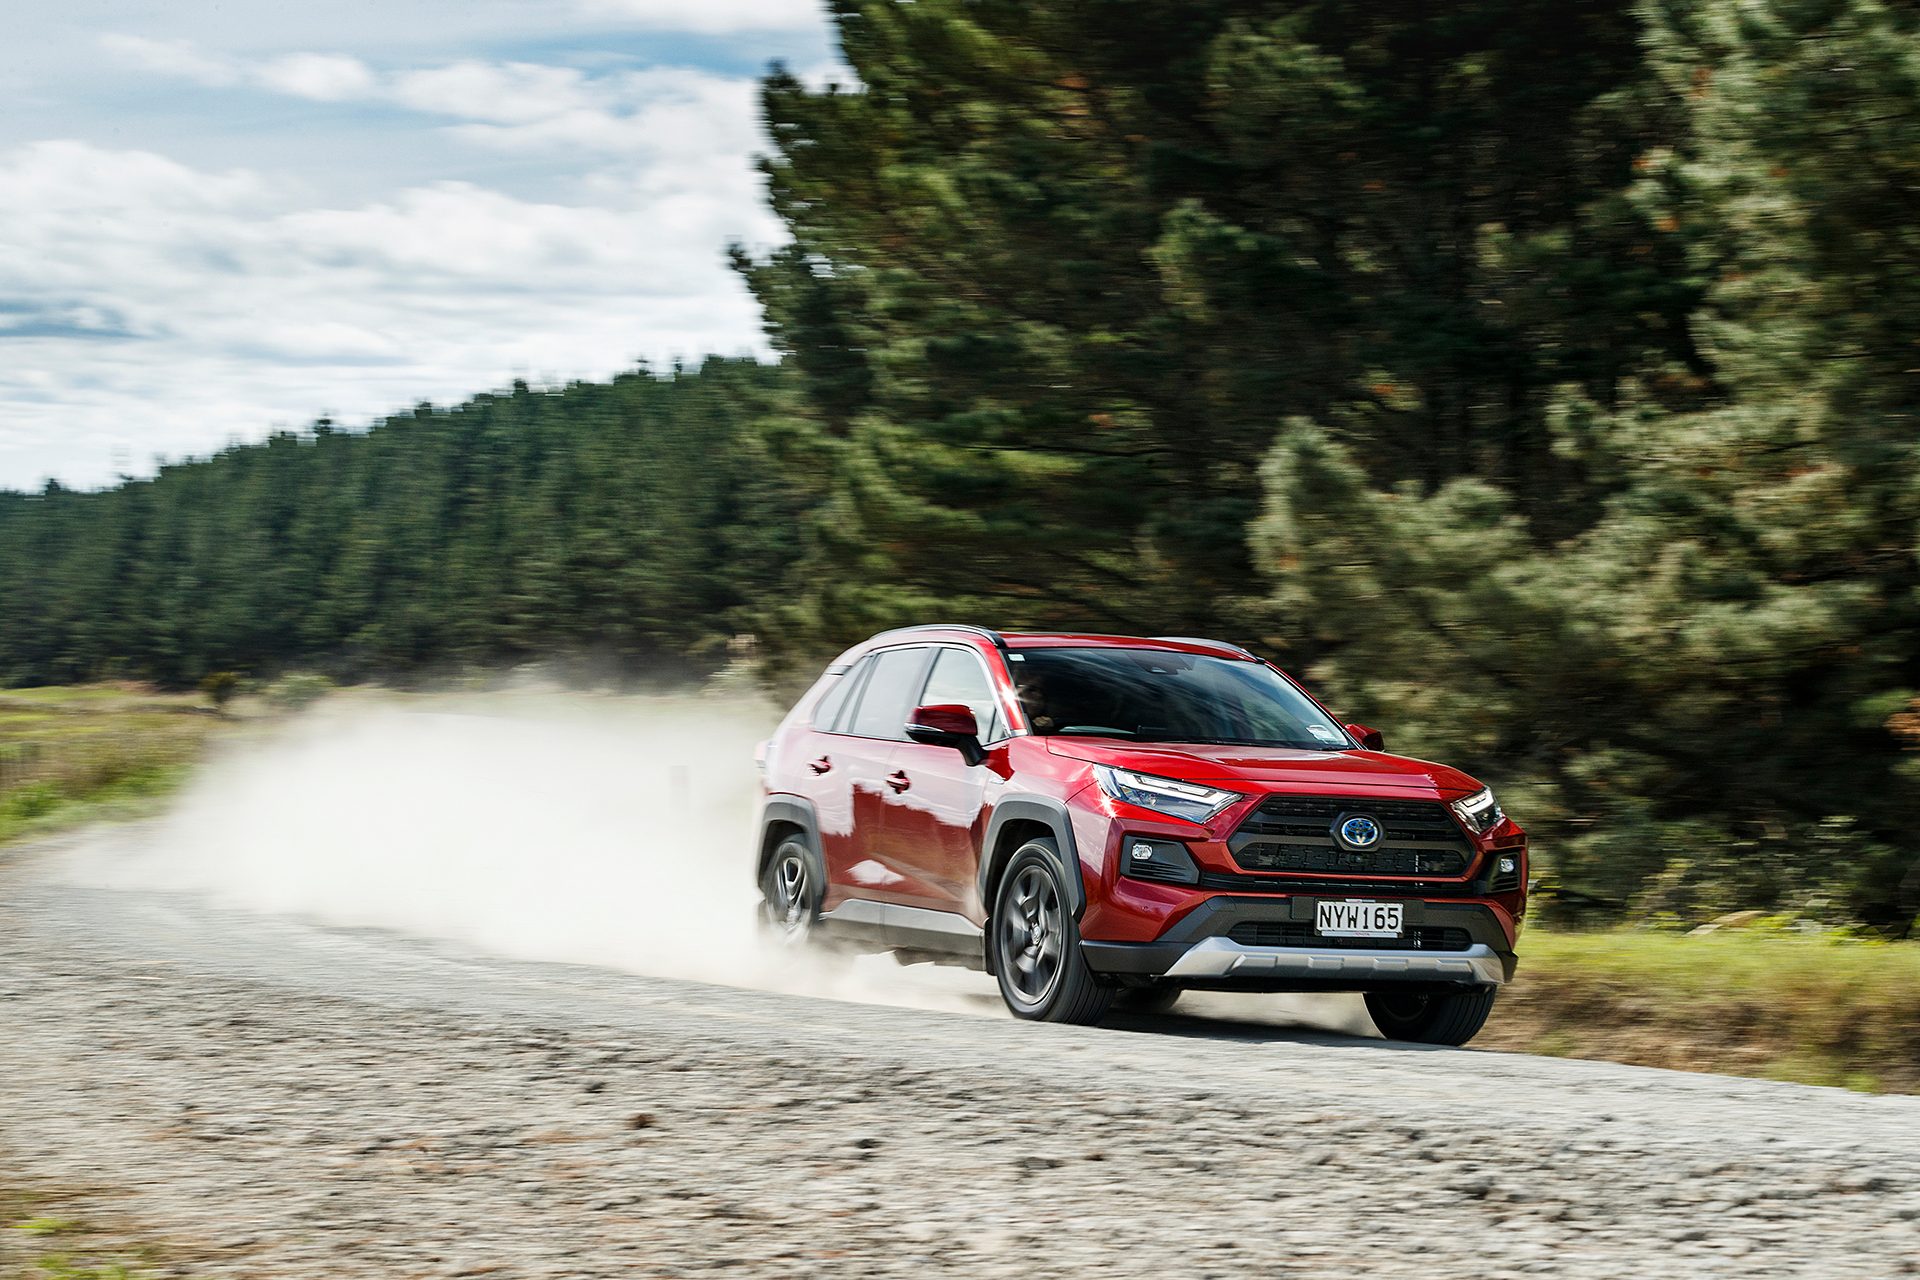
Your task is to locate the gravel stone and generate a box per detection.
[3,858,1919,1278]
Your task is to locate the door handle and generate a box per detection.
[808,756,832,775]
[886,770,911,793]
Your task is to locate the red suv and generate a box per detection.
[754,627,1527,1045]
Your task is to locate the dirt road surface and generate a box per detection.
[5,839,1919,1279]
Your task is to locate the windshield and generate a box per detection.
[1009,647,1354,749]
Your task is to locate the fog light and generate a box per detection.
[1121,837,1199,885]
[1498,856,1517,875]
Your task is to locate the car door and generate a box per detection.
[881,645,1009,925]
[799,653,871,913]
[825,644,934,908]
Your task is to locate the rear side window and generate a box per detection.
[920,647,1007,742]
[811,659,866,731]
[845,647,931,740]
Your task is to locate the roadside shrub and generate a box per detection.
[264,672,333,711]
[2,781,62,823]
[199,671,241,712]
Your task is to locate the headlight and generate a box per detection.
[1451,786,1504,835]
[1092,765,1241,825]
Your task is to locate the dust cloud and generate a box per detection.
[58,690,1370,1034]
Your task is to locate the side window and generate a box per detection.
[920,648,1007,742]
[845,647,932,740]
[811,658,867,732]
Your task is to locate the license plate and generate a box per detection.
[1315,899,1403,938]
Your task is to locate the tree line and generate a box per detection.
[0,360,804,687]
[6,0,1918,925]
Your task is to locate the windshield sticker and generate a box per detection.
[1308,724,1341,743]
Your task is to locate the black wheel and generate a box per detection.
[1114,984,1183,1015]
[989,840,1113,1025]
[759,837,822,945]
[1364,985,1497,1046]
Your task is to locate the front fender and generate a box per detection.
[980,795,1088,920]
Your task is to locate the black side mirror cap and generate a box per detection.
[906,704,986,766]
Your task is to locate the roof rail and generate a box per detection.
[1153,635,1257,660]
[867,623,1009,653]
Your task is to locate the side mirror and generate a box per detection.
[906,703,985,766]
[1345,723,1385,752]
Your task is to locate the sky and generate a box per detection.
[0,0,838,491]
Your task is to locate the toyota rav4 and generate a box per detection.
[753,627,1527,1044]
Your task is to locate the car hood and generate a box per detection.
[1043,737,1482,797]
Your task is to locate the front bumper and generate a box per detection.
[1158,938,1507,985]
[1081,894,1516,989]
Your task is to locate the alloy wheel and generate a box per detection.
[766,850,813,941]
[998,864,1064,1005]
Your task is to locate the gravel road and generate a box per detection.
[5,838,1920,1279]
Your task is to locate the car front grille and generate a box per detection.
[1198,872,1489,897]
[1229,795,1473,882]
[1227,922,1475,952]
[1233,842,1468,877]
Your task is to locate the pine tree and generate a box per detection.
[742,0,1681,670]
[1254,0,1920,925]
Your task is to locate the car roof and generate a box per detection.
[857,625,1255,662]
[1002,632,1255,660]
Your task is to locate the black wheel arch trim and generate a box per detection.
[981,795,1089,920]
[757,795,824,885]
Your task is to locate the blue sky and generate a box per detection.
[1,0,837,490]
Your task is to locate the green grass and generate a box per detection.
[1484,927,1920,1092]
[0,685,226,847]
[0,687,172,707]
[9,1223,82,1240]
[2,1186,171,1280]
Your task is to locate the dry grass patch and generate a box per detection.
[0,685,225,846]
[1482,927,1920,1093]
[0,1168,179,1280]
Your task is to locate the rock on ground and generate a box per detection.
[3,860,1919,1278]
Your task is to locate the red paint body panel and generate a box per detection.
[1043,736,1485,795]
[884,736,996,916]
[759,629,1528,960]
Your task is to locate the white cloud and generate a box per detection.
[258,53,378,102]
[574,0,827,35]
[8,18,838,489]
[434,68,765,158]
[101,37,775,160]
[0,137,781,490]
[98,34,239,87]
[389,60,591,124]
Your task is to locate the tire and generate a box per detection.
[759,836,823,945]
[1364,985,1498,1046]
[1114,984,1183,1016]
[989,840,1113,1025]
